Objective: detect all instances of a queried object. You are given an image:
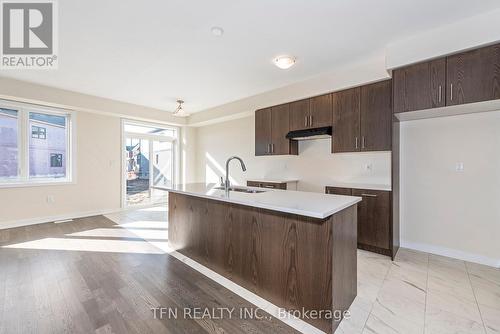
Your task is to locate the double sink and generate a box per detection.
[214,186,267,194]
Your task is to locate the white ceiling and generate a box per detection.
[2,0,500,114]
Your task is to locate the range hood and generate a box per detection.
[286,126,332,141]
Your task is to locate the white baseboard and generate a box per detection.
[0,208,124,230]
[401,239,500,268]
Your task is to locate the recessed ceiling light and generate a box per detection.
[211,26,224,37]
[274,55,296,69]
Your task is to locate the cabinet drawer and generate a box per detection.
[325,186,352,196]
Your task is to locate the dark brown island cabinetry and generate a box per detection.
[393,43,500,113]
[325,186,397,258]
[169,192,357,333]
[332,80,392,153]
[289,94,332,131]
[255,105,298,156]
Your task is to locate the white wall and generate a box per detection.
[0,78,188,227]
[400,110,500,266]
[0,111,122,225]
[195,115,391,193]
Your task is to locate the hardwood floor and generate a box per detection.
[0,214,298,334]
[2,207,500,334]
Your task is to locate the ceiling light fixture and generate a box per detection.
[274,55,296,69]
[173,99,186,116]
[211,26,224,37]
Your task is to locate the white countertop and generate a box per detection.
[326,181,392,192]
[247,179,299,183]
[156,183,361,219]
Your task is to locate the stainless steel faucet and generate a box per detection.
[225,156,247,192]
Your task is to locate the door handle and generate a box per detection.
[438,85,442,103]
[305,116,308,127]
[355,137,359,149]
[450,83,453,101]
[362,136,366,149]
[361,193,377,197]
[272,143,274,153]
[310,115,313,126]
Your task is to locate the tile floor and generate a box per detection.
[106,206,500,334]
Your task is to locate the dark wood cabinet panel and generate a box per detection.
[325,186,352,196]
[271,104,292,155]
[393,59,446,113]
[310,94,332,128]
[447,43,500,106]
[352,189,391,251]
[255,106,297,156]
[332,88,360,153]
[360,80,392,151]
[255,108,271,156]
[289,99,310,131]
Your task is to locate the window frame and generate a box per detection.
[0,99,76,188]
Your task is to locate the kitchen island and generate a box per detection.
[159,183,361,333]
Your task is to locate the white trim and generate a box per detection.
[0,208,123,230]
[401,239,500,269]
[0,180,75,189]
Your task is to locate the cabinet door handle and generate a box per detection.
[272,143,274,153]
[310,115,313,126]
[263,184,276,188]
[438,85,442,103]
[305,116,308,127]
[362,136,366,149]
[267,144,271,153]
[361,193,377,197]
[355,137,359,149]
[450,83,453,101]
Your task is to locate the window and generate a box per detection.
[31,126,47,139]
[0,100,74,186]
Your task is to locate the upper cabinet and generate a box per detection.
[447,44,500,106]
[289,99,310,131]
[393,43,500,113]
[393,59,446,113]
[289,94,332,131]
[361,80,392,151]
[310,94,333,128]
[332,80,392,153]
[255,108,272,156]
[255,105,298,156]
[332,87,360,153]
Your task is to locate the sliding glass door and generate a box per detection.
[123,121,177,207]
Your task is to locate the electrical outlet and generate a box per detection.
[455,162,464,172]
[46,195,55,203]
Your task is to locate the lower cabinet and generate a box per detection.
[325,186,397,258]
